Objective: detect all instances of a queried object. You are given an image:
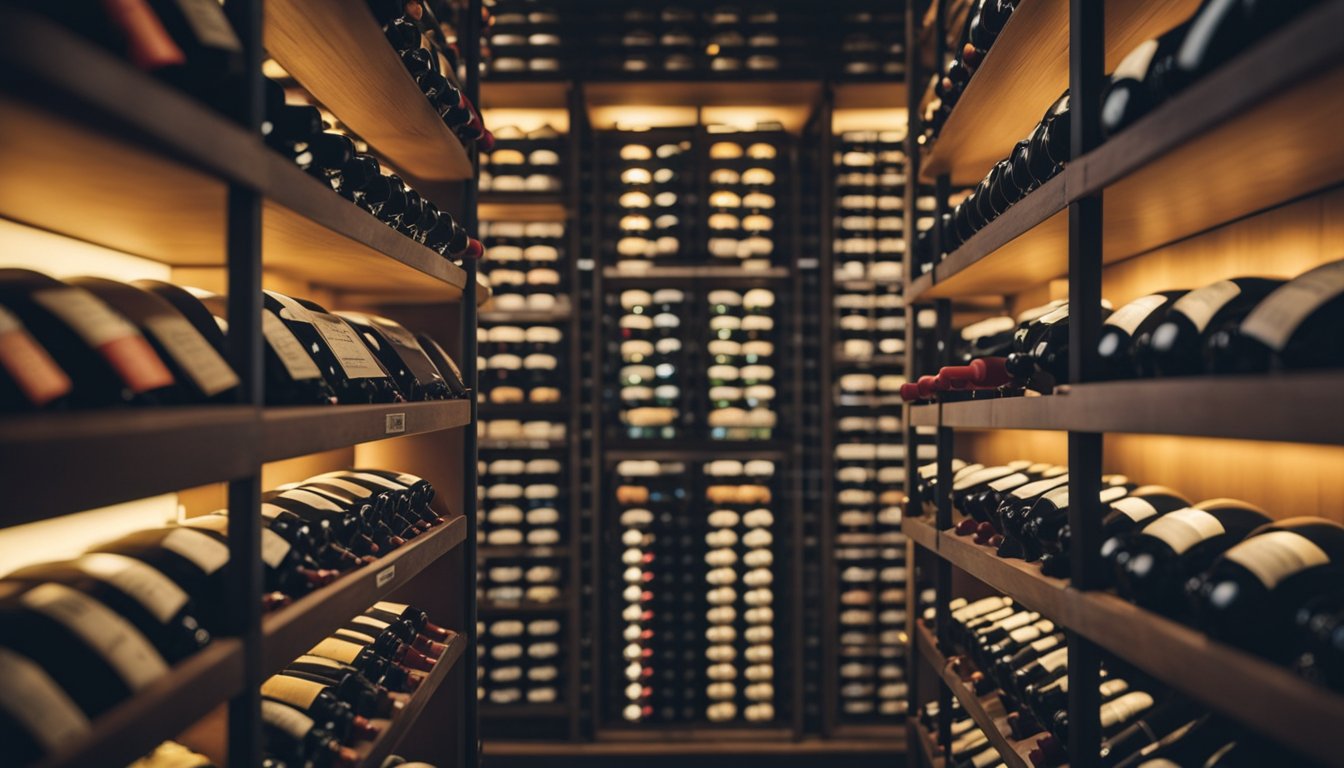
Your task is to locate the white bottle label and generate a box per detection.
[1100,691,1154,729]
[75,553,188,623]
[309,312,387,379]
[186,516,291,569]
[336,628,377,645]
[162,528,230,574]
[1100,486,1130,504]
[293,654,345,671]
[143,313,239,396]
[0,647,91,751]
[261,310,322,381]
[1171,280,1242,333]
[351,615,391,631]
[262,675,326,710]
[1240,261,1344,351]
[1012,474,1069,499]
[1043,486,1070,508]
[1111,497,1159,523]
[261,699,314,740]
[988,473,1029,492]
[309,637,363,664]
[1008,625,1042,644]
[1099,679,1130,697]
[33,287,141,347]
[316,478,375,499]
[0,304,72,407]
[1031,634,1061,653]
[342,472,404,491]
[376,600,411,614]
[1112,38,1159,82]
[1105,294,1170,336]
[1225,530,1330,589]
[278,489,345,513]
[1143,508,1226,554]
[22,583,168,690]
[1037,646,1069,672]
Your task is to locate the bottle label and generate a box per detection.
[278,489,345,513]
[1039,305,1070,325]
[310,637,363,664]
[261,310,322,381]
[1225,530,1330,589]
[260,502,287,520]
[76,553,188,623]
[335,628,377,645]
[179,516,292,569]
[309,312,387,379]
[1008,625,1042,643]
[173,0,244,51]
[1030,634,1060,653]
[314,478,374,499]
[1099,679,1130,697]
[1012,474,1069,499]
[1100,486,1129,504]
[261,699,315,740]
[988,472,1029,492]
[293,654,344,671]
[21,583,168,690]
[0,647,91,751]
[370,318,445,383]
[1112,497,1159,523]
[1099,691,1154,729]
[1143,508,1225,554]
[143,313,239,396]
[953,466,1016,492]
[375,600,410,614]
[351,615,392,632]
[262,675,326,710]
[1171,280,1242,332]
[1037,647,1069,672]
[1043,486,1070,508]
[162,527,230,574]
[0,305,73,406]
[1240,261,1344,351]
[1105,294,1170,336]
[32,288,174,393]
[342,472,402,491]
[1111,38,1159,82]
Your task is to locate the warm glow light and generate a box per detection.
[262,59,290,79]
[0,495,180,575]
[0,218,171,281]
[831,109,910,133]
[706,43,721,56]
[480,108,570,134]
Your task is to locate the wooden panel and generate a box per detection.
[478,197,569,222]
[261,400,472,462]
[482,82,571,110]
[261,515,467,672]
[602,266,791,281]
[922,0,1202,185]
[352,632,467,767]
[954,430,1068,467]
[38,640,243,768]
[261,447,358,491]
[0,407,259,526]
[265,0,472,181]
[0,98,227,267]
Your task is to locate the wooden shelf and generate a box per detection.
[482,81,571,110]
[920,0,1200,185]
[479,307,574,325]
[914,621,1041,768]
[478,403,569,418]
[352,631,467,768]
[38,639,243,768]
[904,516,1344,766]
[911,720,945,768]
[265,0,471,181]
[262,515,467,672]
[261,400,472,462]
[0,407,259,526]
[586,80,823,133]
[602,265,792,281]
[907,373,1344,444]
[909,1,1344,300]
[478,600,568,614]
[486,737,905,756]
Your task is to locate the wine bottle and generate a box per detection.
[260,700,357,768]
[180,513,332,599]
[1095,291,1187,380]
[345,613,447,658]
[0,301,72,411]
[1028,480,1135,566]
[414,332,469,397]
[335,312,451,400]
[1097,487,1193,575]
[1172,0,1319,93]
[1010,646,1069,699]
[295,480,407,550]
[1210,259,1344,372]
[1098,697,1202,767]
[358,472,437,513]
[332,624,436,673]
[994,473,1070,552]
[263,291,402,403]
[1100,21,1194,138]
[4,554,210,663]
[261,674,378,741]
[283,654,398,717]
[366,601,452,641]
[0,269,176,406]
[143,0,243,88]
[961,465,1063,534]
[315,471,443,527]
[69,277,239,403]
[1113,500,1272,617]
[1187,517,1344,659]
[306,636,421,693]
[0,645,91,764]
[86,527,232,629]
[1140,277,1285,377]
[1004,303,1075,393]
[0,581,169,718]
[188,288,339,406]
[263,489,380,557]
[1111,714,1234,768]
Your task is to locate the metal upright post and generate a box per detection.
[461,1,482,764]
[1067,0,1105,765]
[223,0,264,764]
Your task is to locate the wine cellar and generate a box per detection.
[0,1,1342,767]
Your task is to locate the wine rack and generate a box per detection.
[906,1,1344,767]
[0,2,486,766]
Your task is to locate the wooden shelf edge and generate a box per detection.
[353,632,467,767]
[261,515,467,672]
[913,518,1344,765]
[39,639,244,768]
[914,622,1039,768]
[0,406,260,525]
[261,400,471,462]
[929,373,1344,444]
[601,266,792,280]
[902,516,940,553]
[911,720,945,768]
[485,737,905,756]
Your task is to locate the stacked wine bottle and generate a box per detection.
[831,4,906,78]
[478,418,566,446]
[480,220,568,314]
[478,457,564,551]
[588,5,805,76]
[707,289,778,441]
[605,132,693,270]
[478,322,564,406]
[483,2,565,77]
[478,617,563,707]
[833,130,910,285]
[480,125,565,195]
[614,289,690,440]
[706,133,783,268]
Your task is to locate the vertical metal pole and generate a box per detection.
[461,1,482,764]
[818,87,840,739]
[1067,0,1105,765]
[932,295,954,751]
[223,0,264,764]
[565,80,586,744]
